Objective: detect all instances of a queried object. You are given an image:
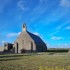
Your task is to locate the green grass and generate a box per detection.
[0,52,70,70]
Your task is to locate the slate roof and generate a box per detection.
[27,31,45,44]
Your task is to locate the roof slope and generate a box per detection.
[27,31,45,44]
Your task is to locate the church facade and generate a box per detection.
[13,24,47,53]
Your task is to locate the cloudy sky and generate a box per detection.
[0,0,70,48]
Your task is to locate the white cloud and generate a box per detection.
[52,44,70,48]
[65,26,70,29]
[56,25,63,30]
[49,31,59,36]
[49,21,70,36]
[17,0,28,11]
[60,0,70,7]
[6,32,21,37]
[51,36,63,40]
[0,41,5,46]
[33,32,39,36]
[18,1,25,10]
[55,20,70,30]
[58,44,70,48]
[2,41,5,44]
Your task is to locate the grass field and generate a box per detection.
[0,52,70,70]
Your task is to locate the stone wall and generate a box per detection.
[0,46,4,52]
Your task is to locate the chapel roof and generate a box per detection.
[27,31,45,44]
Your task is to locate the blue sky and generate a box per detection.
[0,0,70,48]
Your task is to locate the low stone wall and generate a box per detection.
[0,46,4,53]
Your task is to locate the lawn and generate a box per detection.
[0,52,70,70]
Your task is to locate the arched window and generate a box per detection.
[23,40,24,44]
[31,42,33,52]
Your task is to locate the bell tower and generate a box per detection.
[22,23,27,32]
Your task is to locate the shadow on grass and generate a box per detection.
[0,52,45,58]
[0,53,40,61]
[0,53,41,59]
[0,57,21,61]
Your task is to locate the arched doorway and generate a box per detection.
[16,42,18,53]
